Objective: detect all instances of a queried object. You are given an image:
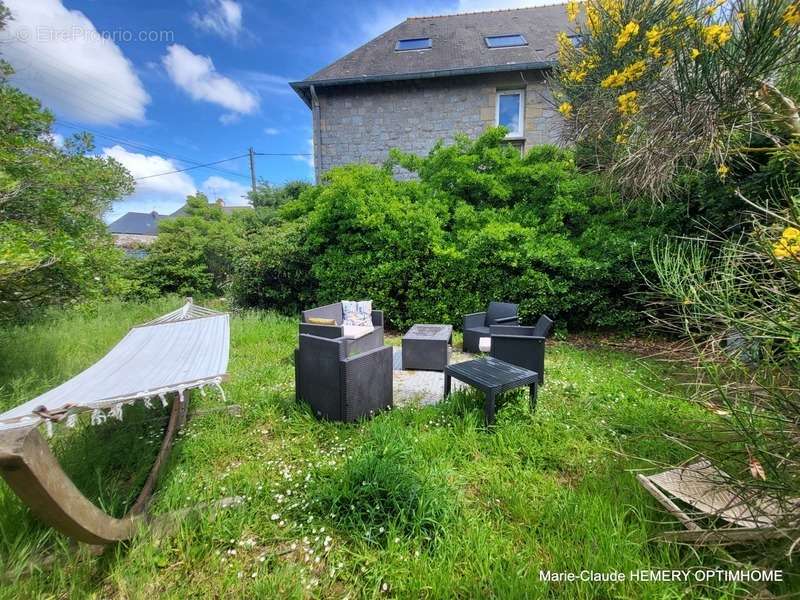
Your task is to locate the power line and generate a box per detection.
[134,154,250,181]
[56,120,253,182]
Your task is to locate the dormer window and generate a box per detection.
[485,34,527,48]
[395,38,432,51]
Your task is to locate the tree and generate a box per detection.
[556,0,800,199]
[247,179,312,209]
[0,4,134,321]
[131,193,244,297]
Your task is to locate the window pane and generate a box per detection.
[498,94,521,133]
[395,38,431,51]
[485,34,527,48]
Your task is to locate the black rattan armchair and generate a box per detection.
[294,332,393,422]
[489,315,554,384]
[300,302,384,350]
[462,302,519,353]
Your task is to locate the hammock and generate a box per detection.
[0,299,231,545]
[0,299,229,434]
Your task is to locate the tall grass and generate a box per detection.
[0,299,792,597]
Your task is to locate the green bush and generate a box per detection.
[128,194,245,299]
[231,130,677,330]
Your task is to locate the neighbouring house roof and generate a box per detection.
[291,4,572,105]
[169,203,253,217]
[107,211,166,236]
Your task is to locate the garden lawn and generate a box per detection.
[0,299,775,598]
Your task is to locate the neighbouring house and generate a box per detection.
[291,4,571,181]
[108,199,252,251]
[107,210,165,249]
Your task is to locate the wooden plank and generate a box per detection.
[659,527,799,545]
[637,474,701,531]
[0,425,142,545]
[129,394,187,516]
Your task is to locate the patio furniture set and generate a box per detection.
[294,300,553,425]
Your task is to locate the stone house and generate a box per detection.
[291,4,571,181]
[107,200,252,251]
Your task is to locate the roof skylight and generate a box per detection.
[395,38,432,51]
[485,34,528,48]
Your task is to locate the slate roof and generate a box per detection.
[107,211,165,236]
[170,204,252,217]
[291,4,571,104]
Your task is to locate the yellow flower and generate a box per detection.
[600,60,647,88]
[566,0,580,22]
[773,27,782,37]
[557,31,573,62]
[685,15,697,28]
[690,47,701,60]
[784,2,800,27]
[773,227,800,259]
[559,102,574,118]
[615,133,628,144]
[703,23,732,50]
[783,227,800,239]
[617,90,639,115]
[717,164,729,178]
[615,21,640,50]
[566,68,588,82]
[646,25,664,46]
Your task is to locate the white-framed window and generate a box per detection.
[496,89,524,138]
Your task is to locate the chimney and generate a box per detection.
[150,210,159,218]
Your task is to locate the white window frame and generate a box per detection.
[495,89,525,138]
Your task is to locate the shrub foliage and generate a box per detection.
[230,129,679,330]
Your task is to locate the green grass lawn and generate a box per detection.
[0,299,781,598]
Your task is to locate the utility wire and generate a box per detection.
[134,154,250,180]
[56,120,253,182]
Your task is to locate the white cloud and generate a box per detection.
[200,175,250,205]
[264,127,280,135]
[219,112,241,125]
[162,44,259,115]
[292,137,314,169]
[0,0,150,125]
[102,145,197,200]
[191,0,243,40]
[237,70,293,96]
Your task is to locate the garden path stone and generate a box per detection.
[391,347,470,407]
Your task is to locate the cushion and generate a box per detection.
[342,300,372,327]
[478,337,492,353]
[486,301,518,325]
[341,325,375,339]
[308,317,336,326]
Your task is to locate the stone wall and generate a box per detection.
[312,69,562,180]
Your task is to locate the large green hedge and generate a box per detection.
[230,129,680,330]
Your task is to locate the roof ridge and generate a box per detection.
[407,2,567,21]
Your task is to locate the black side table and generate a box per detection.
[402,324,453,371]
[444,357,538,425]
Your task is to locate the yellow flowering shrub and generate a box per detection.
[690,47,701,60]
[601,60,647,88]
[703,23,732,49]
[566,0,580,22]
[615,21,640,50]
[784,2,800,26]
[773,227,800,259]
[559,102,574,118]
[617,90,640,114]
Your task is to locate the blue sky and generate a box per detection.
[1,0,552,220]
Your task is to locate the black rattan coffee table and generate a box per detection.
[444,356,538,425]
[402,324,453,371]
